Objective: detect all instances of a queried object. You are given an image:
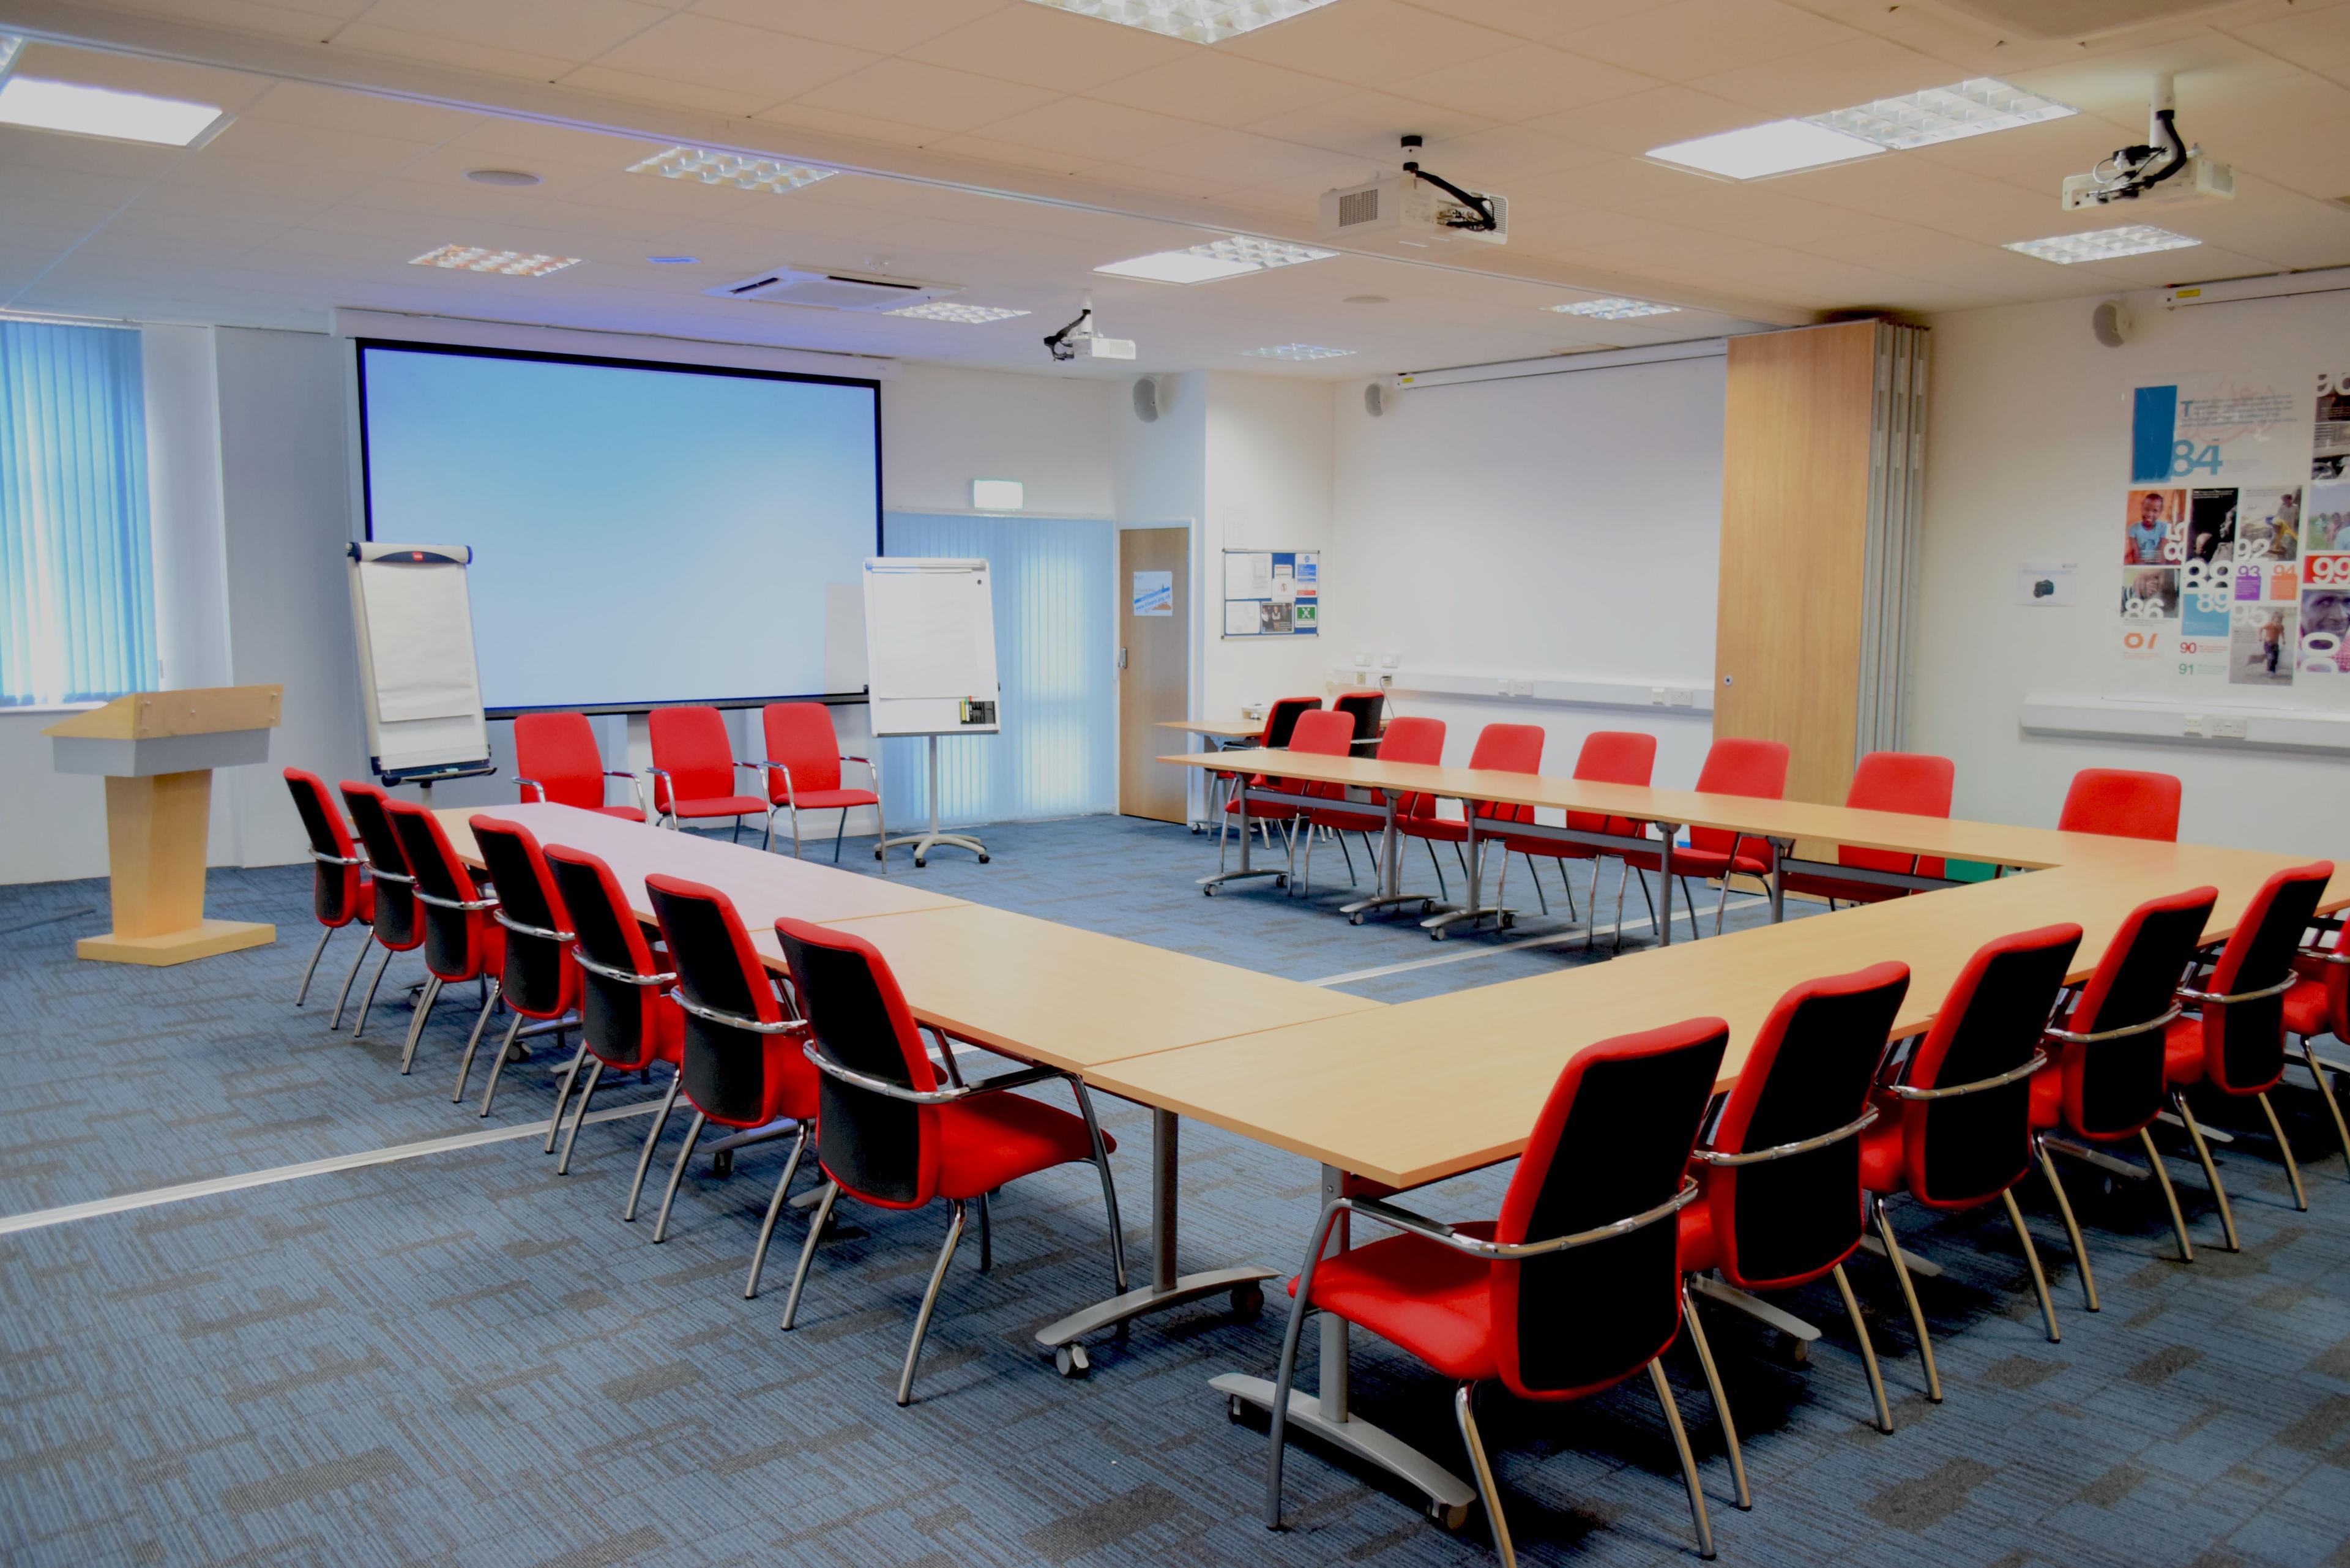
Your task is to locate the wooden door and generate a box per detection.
[1118,526,1189,822]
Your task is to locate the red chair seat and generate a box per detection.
[2029,1062,2062,1128]
[354,878,376,924]
[1622,844,1772,879]
[934,1093,1114,1201]
[1859,1106,1909,1194]
[1286,1223,1501,1384]
[595,804,648,823]
[780,787,878,812]
[668,794,769,820]
[2284,977,2330,1038]
[1225,786,1303,819]
[2163,1015,2206,1085]
[1779,870,1903,905]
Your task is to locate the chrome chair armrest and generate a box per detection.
[413,888,499,913]
[370,868,416,886]
[308,849,367,868]
[2045,1004,2182,1045]
[493,911,573,943]
[1881,1049,2048,1101]
[669,990,807,1036]
[1690,1105,1879,1167]
[646,766,675,816]
[602,770,649,815]
[514,777,545,804]
[754,760,795,804]
[2297,944,2349,967]
[2177,974,2297,1004]
[1343,1179,1698,1260]
[800,1043,1064,1104]
[574,951,674,987]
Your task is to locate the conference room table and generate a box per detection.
[1089,832,2350,1518]
[1163,747,2152,942]
[433,802,1381,1365]
[1155,717,1266,831]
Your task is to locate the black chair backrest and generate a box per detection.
[285,769,364,925]
[1901,925,2081,1206]
[2199,862,2332,1094]
[471,818,570,1018]
[646,875,788,1127]
[545,846,665,1072]
[2063,887,2215,1138]
[1493,1018,1726,1400]
[1711,963,1909,1290]
[1333,690,1385,747]
[386,802,480,979]
[1262,696,1321,750]
[775,917,934,1208]
[339,782,417,946]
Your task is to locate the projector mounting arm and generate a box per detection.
[1400,134,1497,232]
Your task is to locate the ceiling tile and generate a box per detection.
[1410,126,1592,184]
[1616,184,1905,246]
[327,22,584,82]
[1507,154,1714,210]
[2223,5,2350,70]
[748,100,942,151]
[1121,129,1364,188]
[789,60,1063,135]
[901,5,1195,92]
[921,133,1099,177]
[1076,161,1233,200]
[1521,84,1766,154]
[1558,0,1859,83]
[245,80,482,141]
[965,98,1214,164]
[552,64,780,118]
[59,0,364,40]
[1223,0,1529,83]
[344,0,671,61]
[685,0,1009,56]
[576,14,878,101]
[13,40,275,110]
[1242,91,1493,160]
[1391,44,1662,122]
[1687,34,1957,116]
[1083,53,1355,123]
[1393,0,1657,42]
[199,116,441,176]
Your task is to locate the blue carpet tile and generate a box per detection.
[2,815,2348,1567]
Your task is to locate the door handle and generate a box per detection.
[1117,648,1128,670]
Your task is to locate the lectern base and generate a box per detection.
[78,919,275,967]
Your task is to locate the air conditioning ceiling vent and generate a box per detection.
[708,266,959,312]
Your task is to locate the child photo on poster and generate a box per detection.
[2189,488,2237,563]
[2124,488,2184,564]
[2229,603,2296,686]
[2122,567,2180,618]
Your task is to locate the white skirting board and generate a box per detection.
[1325,666,1715,714]
[2020,697,2350,755]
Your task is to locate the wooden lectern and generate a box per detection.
[44,685,283,966]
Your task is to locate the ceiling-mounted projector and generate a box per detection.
[2061,73,2233,211]
[1319,135,1507,249]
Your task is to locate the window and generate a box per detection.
[0,319,155,706]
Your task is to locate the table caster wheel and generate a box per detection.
[1428,1501,1469,1531]
[1231,1282,1265,1322]
[1430,928,1448,943]
[1203,886,1217,897]
[1789,1335,1811,1367]
[1227,1394,1248,1424]
[1054,1344,1089,1378]
[915,857,927,869]
[979,854,991,864]
[710,1149,733,1179]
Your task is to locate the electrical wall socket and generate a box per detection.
[1379,652,1400,669]
[1669,689,1693,708]
[2214,715,2248,739]
[2182,713,2204,736]
[1379,673,1393,689]
[1650,687,1668,706]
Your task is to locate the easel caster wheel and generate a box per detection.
[1227,1395,1247,1424]
[1054,1344,1090,1378]
[710,1150,734,1179]
[979,854,990,864]
[1203,886,1217,898]
[1348,913,1365,926]
[915,857,927,869]
[1428,1501,1469,1531]
[1789,1336,1810,1367]
[1231,1282,1265,1322]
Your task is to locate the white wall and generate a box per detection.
[1326,355,1725,785]
[1915,288,2350,861]
[1202,371,1335,720]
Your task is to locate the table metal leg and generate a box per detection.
[1421,813,1516,938]
[1212,1163,1476,1523]
[1657,824,1679,946]
[1200,782,1288,894]
[1032,1108,1274,1360]
[1769,837,1789,924]
[1340,800,1433,924]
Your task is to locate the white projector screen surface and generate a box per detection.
[357,341,880,712]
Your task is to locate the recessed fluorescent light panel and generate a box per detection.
[1021,0,1341,44]
[2004,224,2201,264]
[1649,118,1884,180]
[1548,297,1679,320]
[409,245,581,277]
[1242,343,1355,361]
[0,76,229,147]
[887,302,1032,324]
[1805,78,2073,151]
[1096,235,1334,285]
[0,34,22,78]
[629,146,835,193]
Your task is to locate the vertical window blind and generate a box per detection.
[878,512,1114,827]
[0,319,155,707]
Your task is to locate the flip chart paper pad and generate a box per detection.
[360,556,481,722]
[864,558,1001,736]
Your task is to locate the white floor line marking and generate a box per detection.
[1304,895,1770,988]
[0,1102,663,1238]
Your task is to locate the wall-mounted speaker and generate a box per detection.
[2091,299,2133,348]
[1132,375,1160,422]
[1363,381,1386,417]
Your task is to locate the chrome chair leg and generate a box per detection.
[327,934,372,1029]
[1334,829,1357,888]
[1264,1203,1345,1529]
[780,1179,840,1331]
[1427,838,1449,903]
[2001,1189,2061,1343]
[895,1199,968,1406]
[975,1192,993,1272]
[555,1059,603,1174]
[832,812,848,864]
[2172,1090,2240,1250]
[1074,1083,1127,1292]
[294,926,334,1007]
[2299,1038,2350,1177]
[1649,1361,1716,1561]
[744,1123,808,1301]
[651,1111,706,1243]
[2256,1091,2309,1211]
[397,975,444,1074]
[2137,1126,2196,1262]
[1679,1283,1751,1509]
[545,1039,589,1153]
[1558,858,1578,922]
[2038,1136,2099,1310]
[352,945,397,1039]
[1832,1263,1894,1433]
[622,1072,682,1221]
[1873,1196,1942,1402]
[458,1001,521,1109]
[1522,854,1547,916]
[1455,1383,1516,1567]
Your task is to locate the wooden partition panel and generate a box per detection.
[1715,320,1882,810]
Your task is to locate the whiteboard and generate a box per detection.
[347,542,490,781]
[863,557,1001,737]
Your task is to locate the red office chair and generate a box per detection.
[1638,737,1789,941]
[1499,730,1658,943]
[1780,752,1956,908]
[1862,923,2083,1397]
[644,876,820,1299]
[466,817,581,1118]
[1304,715,1447,912]
[543,844,687,1203]
[1333,689,1385,755]
[383,799,510,1086]
[758,702,884,864]
[1263,1017,1731,1561]
[2285,909,2350,1174]
[284,769,373,1019]
[2163,861,2335,1242]
[1397,722,1545,933]
[513,711,646,821]
[2059,768,2181,842]
[647,706,770,840]
[1278,709,1367,897]
[1217,696,1322,861]
[775,917,1124,1403]
[2031,887,2216,1284]
[1681,961,1912,1467]
[338,781,425,1041]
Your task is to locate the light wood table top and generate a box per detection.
[435,804,966,925]
[1156,719,1268,740]
[1163,749,2135,871]
[1090,843,2349,1190]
